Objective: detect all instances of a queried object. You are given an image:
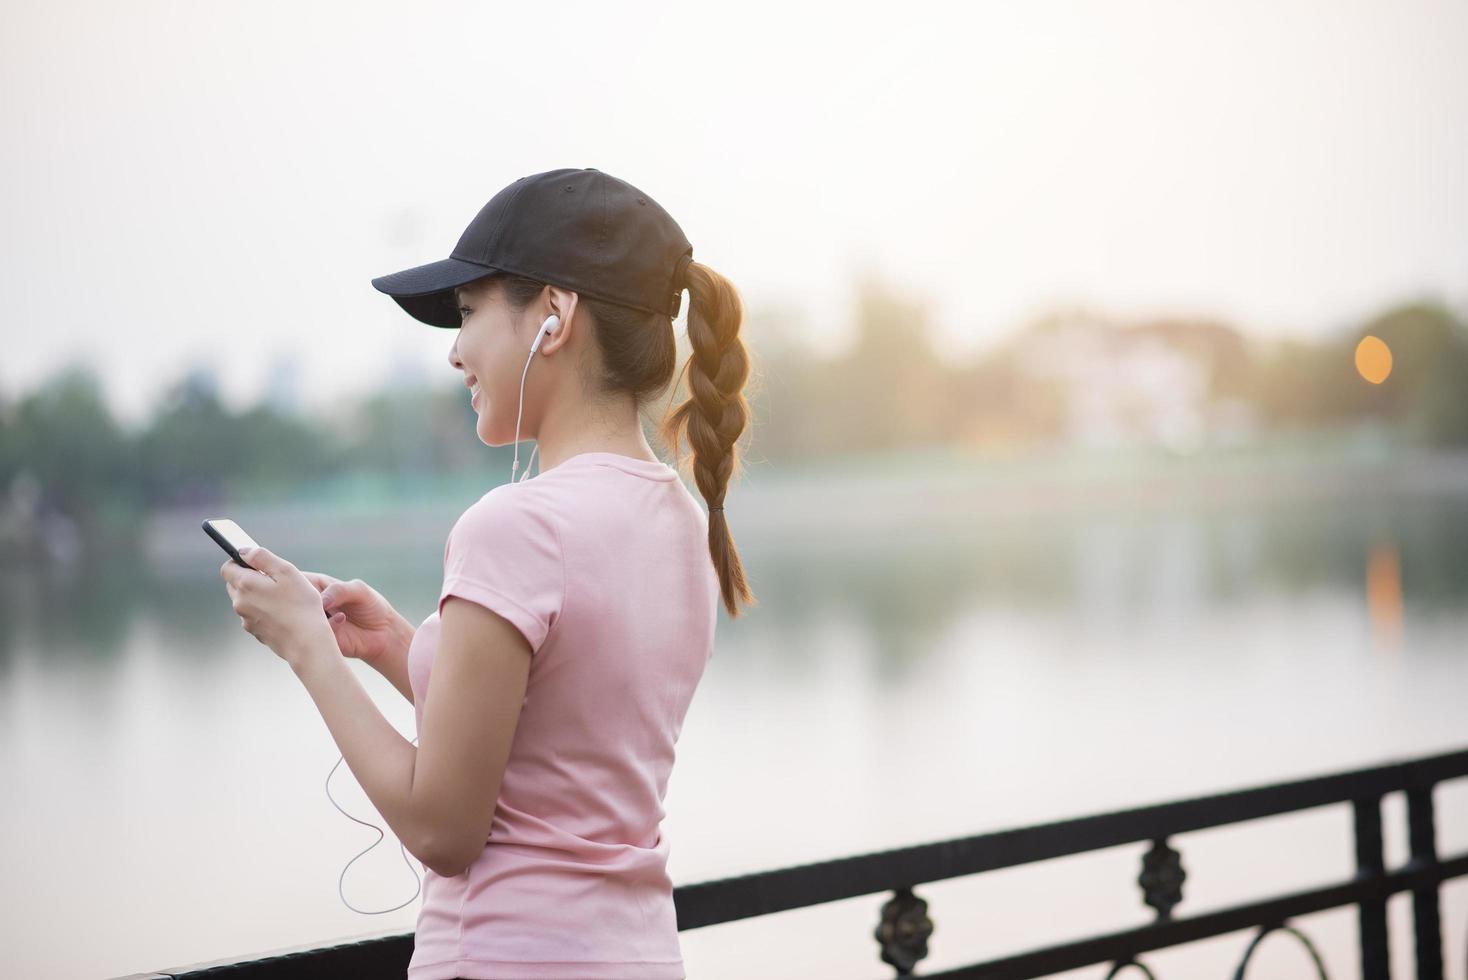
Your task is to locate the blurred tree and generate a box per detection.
[132,367,333,506]
[2,285,1465,545]
[1351,301,1468,445]
[133,367,238,506]
[1,365,138,520]
[833,271,947,454]
[231,403,340,492]
[342,383,462,478]
[0,381,15,493]
[1248,335,1353,431]
[948,339,1066,451]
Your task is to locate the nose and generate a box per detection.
[447,339,461,371]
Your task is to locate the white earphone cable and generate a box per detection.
[512,314,558,484]
[511,344,535,484]
[328,736,422,914]
[331,313,558,913]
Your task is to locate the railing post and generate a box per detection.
[1405,785,1443,980]
[874,886,933,977]
[1138,837,1185,921]
[1353,794,1390,980]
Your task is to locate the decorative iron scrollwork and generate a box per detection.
[1103,956,1160,979]
[1138,837,1186,920]
[1232,921,1330,979]
[874,886,934,976]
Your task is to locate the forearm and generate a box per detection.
[369,614,417,705]
[290,637,444,874]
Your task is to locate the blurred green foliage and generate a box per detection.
[2,282,1466,541]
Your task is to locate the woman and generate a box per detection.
[219,167,756,979]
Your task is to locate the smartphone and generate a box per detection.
[203,518,260,569]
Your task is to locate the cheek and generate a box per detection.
[483,349,528,402]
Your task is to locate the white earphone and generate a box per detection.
[328,735,423,914]
[511,313,560,484]
[330,313,562,915]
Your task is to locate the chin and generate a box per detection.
[475,416,510,448]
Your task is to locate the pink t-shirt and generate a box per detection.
[405,451,719,980]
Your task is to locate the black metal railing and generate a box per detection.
[111,745,1467,979]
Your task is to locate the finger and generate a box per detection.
[301,571,333,592]
[321,584,354,615]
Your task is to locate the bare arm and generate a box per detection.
[287,598,529,879]
[367,613,418,705]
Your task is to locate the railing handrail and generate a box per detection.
[108,744,1468,980]
[674,745,1467,929]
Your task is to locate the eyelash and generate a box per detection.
[458,306,473,318]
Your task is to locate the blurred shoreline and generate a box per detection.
[133,443,1468,567]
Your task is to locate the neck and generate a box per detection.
[528,393,659,474]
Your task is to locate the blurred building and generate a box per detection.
[1015,311,1257,452]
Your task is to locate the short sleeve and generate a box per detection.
[438,488,564,657]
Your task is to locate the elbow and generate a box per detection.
[424,835,487,879]
[417,836,466,879]
[428,858,464,879]
[419,819,494,879]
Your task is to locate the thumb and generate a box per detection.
[240,546,279,575]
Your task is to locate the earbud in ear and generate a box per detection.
[530,314,561,354]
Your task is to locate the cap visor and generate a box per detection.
[371,257,499,328]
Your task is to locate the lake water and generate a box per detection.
[3,449,1466,979]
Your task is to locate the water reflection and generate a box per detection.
[738,493,1467,678]
[1366,539,1404,654]
[2,487,1466,980]
[4,492,1464,680]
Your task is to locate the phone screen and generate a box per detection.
[203,518,260,568]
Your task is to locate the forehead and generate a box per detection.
[454,276,497,304]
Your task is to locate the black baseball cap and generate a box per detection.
[371,167,694,329]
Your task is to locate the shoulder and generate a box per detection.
[450,481,562,551]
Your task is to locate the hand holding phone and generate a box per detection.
[203,518,260,570]
[301,573,413,665]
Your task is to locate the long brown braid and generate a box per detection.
[655,260,756,618]
[483,262,758,619]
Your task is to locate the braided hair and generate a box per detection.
[480,262,758,619]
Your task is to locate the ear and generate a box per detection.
[540,286,580,355]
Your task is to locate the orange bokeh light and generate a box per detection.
[1355,335,1392,384]
[1366,540,1403,654]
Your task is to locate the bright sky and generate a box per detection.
[3,0,1465,429]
